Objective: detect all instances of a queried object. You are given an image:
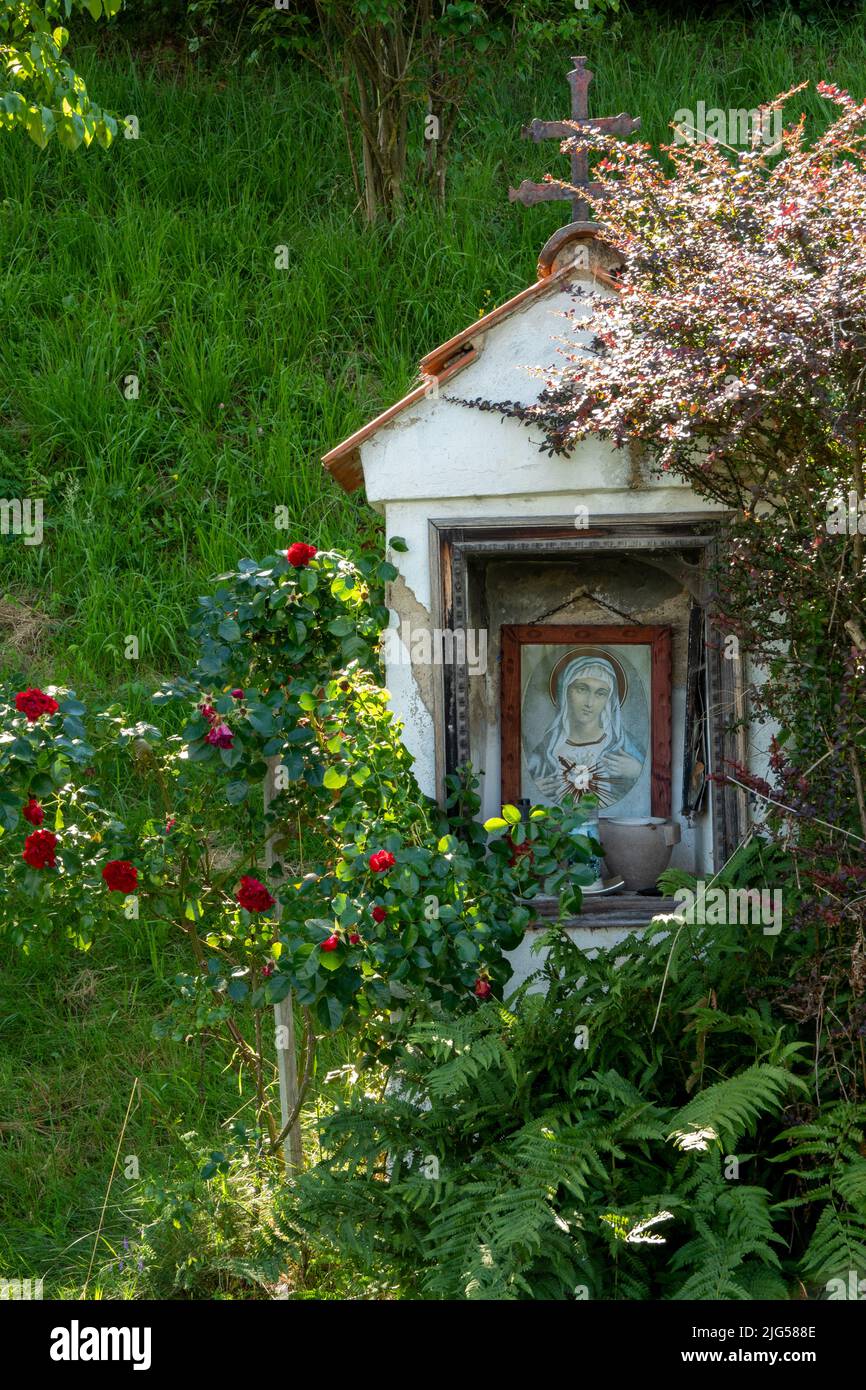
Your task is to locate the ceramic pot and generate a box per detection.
[597,816,681,891]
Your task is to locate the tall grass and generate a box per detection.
[1,9,865,696]
[0,915,365,1298]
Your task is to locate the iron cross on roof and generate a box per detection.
[509,56,640,224]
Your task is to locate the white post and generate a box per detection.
[265,757,303,1172]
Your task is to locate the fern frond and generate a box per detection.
[800,1203,866,1286]
[669,1063,806,1149]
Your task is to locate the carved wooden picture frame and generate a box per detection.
[500,623,673,817]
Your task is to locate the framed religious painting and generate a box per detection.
[500,625,672,817]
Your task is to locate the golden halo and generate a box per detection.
[548,647,628,706]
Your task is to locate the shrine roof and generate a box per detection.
[321,247,621,494]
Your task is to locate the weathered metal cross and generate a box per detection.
[509,56,640,224]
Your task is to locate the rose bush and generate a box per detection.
[0,686,154,949]
[149,546,595,1037]
[0,546,596,1086]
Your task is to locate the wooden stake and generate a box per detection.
[265,757,303,1172]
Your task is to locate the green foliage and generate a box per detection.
[277,926,851,1300]
[667,1165,787,1301]
[147,548,595,1036]
[670,1065,806,1153]
[4,16,866,688]
[775,1103,866,1287]
[3,9,866,1303]
[0,683,151,949]
[0,548,595,1056]
[0,911,391,1299]
[476,68,866,1109]
[0,0,118,149]
[77,1122,403,1299]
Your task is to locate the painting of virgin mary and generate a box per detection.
[525,648,646,809]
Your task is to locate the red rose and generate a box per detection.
[507,837,535,868]
[206,723,234,748]
[371,905,387,923]
[236,875,276,913]
[23,797,44,827]
[198,702,218,723]
[286,542,317,568]
[474,978,492,1000]
[15,688,59,722]
[321,934,340,952]
[22,829,57,869]
[230,688,244,700]
[261,961,276,978]
[369,850,396,874]
[349,932,361,945]
[102,860,138,894]
[165,817,176,833]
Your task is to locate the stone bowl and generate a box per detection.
[597,816,681,892]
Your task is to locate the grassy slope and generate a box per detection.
[1,10,864,692]
[1,8,865,1298]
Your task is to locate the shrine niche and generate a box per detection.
[321,56,767,964]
